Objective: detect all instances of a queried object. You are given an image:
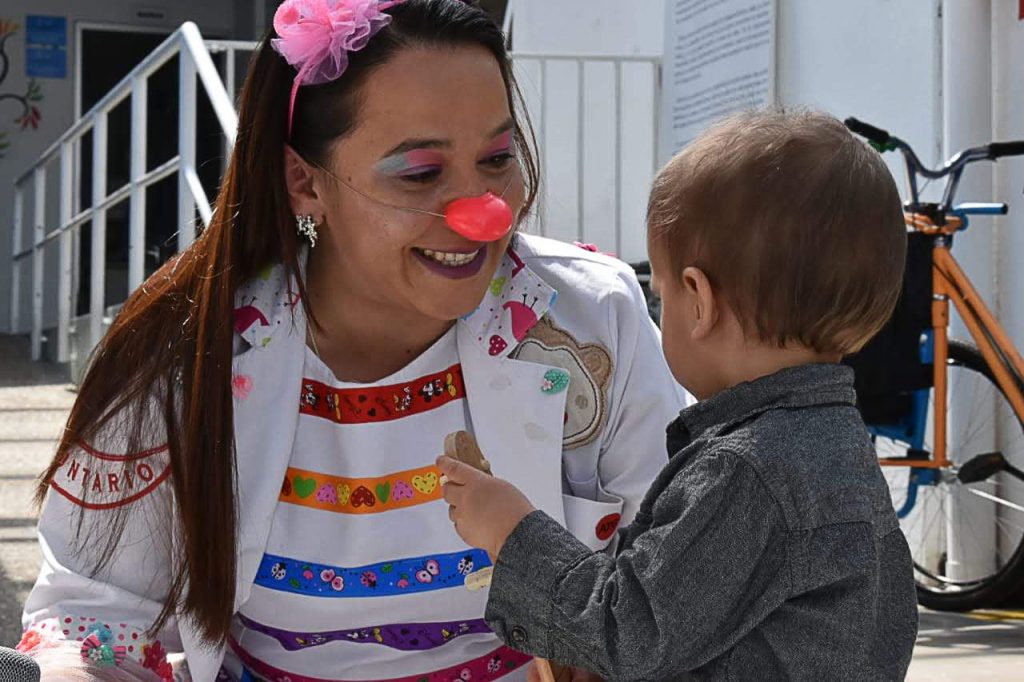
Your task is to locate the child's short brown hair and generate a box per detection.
[648,109,907,354]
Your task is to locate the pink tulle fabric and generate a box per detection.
[271,0,406,136]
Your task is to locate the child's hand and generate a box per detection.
[437,455,536,558]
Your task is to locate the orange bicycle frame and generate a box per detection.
[879,215,1024,468]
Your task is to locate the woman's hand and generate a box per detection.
[437,455,536,559]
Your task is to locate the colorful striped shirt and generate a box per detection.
[226,328,529,681]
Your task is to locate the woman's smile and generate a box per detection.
[412,244,488,279]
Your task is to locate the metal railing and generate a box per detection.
[508,51,661,258]
[7,23,257,363]
[205,38,263,158]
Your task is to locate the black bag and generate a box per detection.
[844,232,934,424]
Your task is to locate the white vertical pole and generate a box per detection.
[31,167,46,361]
[178,47,198,250]
[224,47,236,166]
[90,114,109,351]
[537,58,547,237]
[993,0,1024,551]
[943,0,995,582]
[614,60,623,257]
[652,60,661,177]
[576,59,585,242]
[130,76,148,291]
[71,111,83,336]
[57,143,74,364]
[10,187,23,334]
[225,47,236,104]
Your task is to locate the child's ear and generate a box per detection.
[682,266,717,341]
[284,145,327,219]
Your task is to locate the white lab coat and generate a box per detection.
[23,234,685,681]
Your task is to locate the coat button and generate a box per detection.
[510,625,529,647]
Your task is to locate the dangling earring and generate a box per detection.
[296,214,318,248]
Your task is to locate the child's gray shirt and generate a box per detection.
[485,364,918,681]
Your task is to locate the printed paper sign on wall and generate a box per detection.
[660,0,776,162]
[26,15,67,79]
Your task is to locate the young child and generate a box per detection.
[439,110,919,681]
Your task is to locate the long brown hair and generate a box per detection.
[36,0,539,645]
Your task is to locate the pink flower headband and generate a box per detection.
[272,0,406,137]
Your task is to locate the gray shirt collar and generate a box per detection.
[667,363,857,453]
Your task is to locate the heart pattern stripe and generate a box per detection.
[280,465,444,515]
[411,473,438,495]
[392,480,414,501]
[292,476,317,499]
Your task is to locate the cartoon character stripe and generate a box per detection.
[300,364,466,424]
[281,465,442,514]
[256,549,490,598]
[236,613,491,652]
[230,638,530,682]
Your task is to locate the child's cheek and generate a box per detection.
[663,328,697,393]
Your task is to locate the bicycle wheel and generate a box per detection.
[878,340,1024,611]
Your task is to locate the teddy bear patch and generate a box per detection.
[512,318,613,449]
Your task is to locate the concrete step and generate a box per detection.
[0,411,70,443]
[0,385,76,410]
[0,334,70,389]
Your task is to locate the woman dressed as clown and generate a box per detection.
[18,1,683,680]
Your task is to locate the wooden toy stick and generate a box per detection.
[535,658,574,682]
[443,431,571,682]
[443,430,492,474]
[535,660,557,682]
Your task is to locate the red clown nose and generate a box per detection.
[444,192,514,242]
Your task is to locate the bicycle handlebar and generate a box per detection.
[989,141,1024,159]
[845,116,1024,212]
[844,117,891,146]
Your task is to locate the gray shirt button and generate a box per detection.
[510,625,529,647]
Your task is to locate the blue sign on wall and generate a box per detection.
[26,15,67,79]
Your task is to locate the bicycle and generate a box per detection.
[842,117,1024,611]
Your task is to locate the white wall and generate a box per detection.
[0,0,237,335]
[506,0,664,55]
[776,0,943,190]
[990,0,1024,567]
[939,0,998,583]
[995,2,1024,351]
